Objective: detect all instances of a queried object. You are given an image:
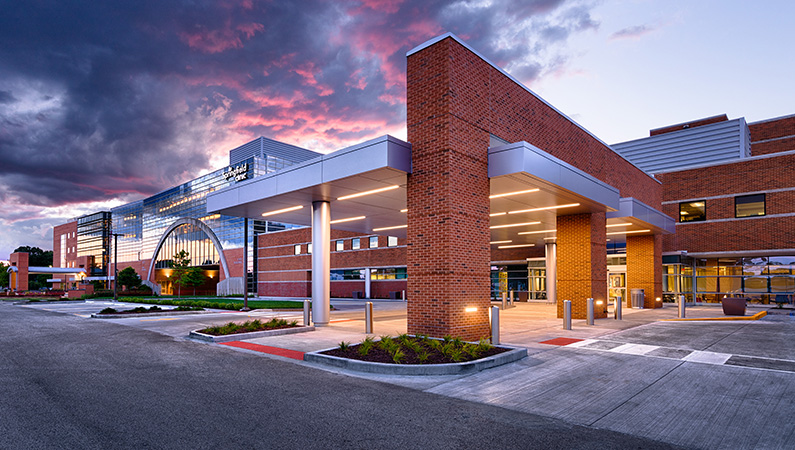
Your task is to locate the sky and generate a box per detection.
[1,0,794,258]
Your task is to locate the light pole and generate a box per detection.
[112,233,122,302]
[241,218,250,311]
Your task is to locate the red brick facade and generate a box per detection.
[657,153,795,254]
[258,228,408,299]
[749,114,795,156]
[52,221,78,288]
[556,213,607,319]
[626,235,662,308]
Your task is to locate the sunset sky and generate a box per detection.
[1,0,793,257]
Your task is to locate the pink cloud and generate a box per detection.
[179,20,264,54]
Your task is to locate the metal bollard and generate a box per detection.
[491,305,500,345]
[509,289,514,306]
[563,300,572,330]
[402,290,406,301]
[303,299,311,326]
[678,294,686,319]
[615,296,622,320]
[365,301,373,334]
[502,292,507,310]
[586,298,594,325]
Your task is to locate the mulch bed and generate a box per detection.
[198,319,299,336]
[322,337,509,365]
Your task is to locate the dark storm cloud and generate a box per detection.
[0,0,599,215]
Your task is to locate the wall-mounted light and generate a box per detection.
[465,307,478,313]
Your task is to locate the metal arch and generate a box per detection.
[146,218,231,282]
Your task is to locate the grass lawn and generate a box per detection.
[91,296,306,310]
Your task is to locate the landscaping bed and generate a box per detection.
[91,296,307,311]
[190,318,314,343]
[98,305,203,315]
[322,334,507,365]
[306,335,526,376]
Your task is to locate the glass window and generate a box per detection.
[679,201,706,222]
[336,240,344,251]
[369,236,378,248]
[330,269,365,280]
[370,267,407,280]
[735,194,765,218]
[307,243,312,254]
[352,238,360,250]
[294,244,301,255]
[388,236,398,247]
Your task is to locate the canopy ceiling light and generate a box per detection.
[606,222,633,228]
[606,229,651,236]
[507,203,580,214]
[262,205,303,217]
[497,243,535,249]
[372,224,407,232]
[490,221,541,229]
[489,188,540,199]
[517,229,556,235]
[330,216,366,224]
[337,185,399,200]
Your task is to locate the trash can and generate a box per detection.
[630,288,645,309]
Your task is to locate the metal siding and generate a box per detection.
[612,119,751,173]
[230,137,322,166]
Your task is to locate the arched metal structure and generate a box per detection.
[146,217,231,282]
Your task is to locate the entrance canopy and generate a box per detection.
[207,136,673,246]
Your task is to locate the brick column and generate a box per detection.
[9,252,30,291]
[556,213,607,319]
[626,234,662,308]
[405,38,491,340]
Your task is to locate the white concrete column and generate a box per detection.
[364,267,372,299]
[545,242,557,304]
[312,201,331,326]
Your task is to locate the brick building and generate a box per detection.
[39,32,794,340]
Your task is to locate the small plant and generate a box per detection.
[448,348,465,362]
[99,307,117,314]
[359,336,375,356]
[338,341,351,351]
[417,350,430,364]
[391,348,405,364]
[464,344,481,359]
[476,337,493,352]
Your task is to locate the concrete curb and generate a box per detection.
[92,310,209,319]
[662,311,768,322]
[189,325,315,343]
[304,346,527,376]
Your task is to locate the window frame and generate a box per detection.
[369,236,378,248]
[351,238,360,250]
[679,200,706,222]
[735,193,766,218]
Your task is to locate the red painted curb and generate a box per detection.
[539,337,584,346]
[220,341,305,360]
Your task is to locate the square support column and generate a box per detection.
[556,213,607,319]
[9,252,29,292]
[626,234,662,309]
[311,201,331,326]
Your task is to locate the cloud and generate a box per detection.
[609,24,657,41]
[0,0,601,253]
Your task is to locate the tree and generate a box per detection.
[117,267,142,290]
[0,262,9,289]
[184,266,206,296]
[169,250,191,298]
[13,246,53,289]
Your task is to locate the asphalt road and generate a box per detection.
[0,302,687,449]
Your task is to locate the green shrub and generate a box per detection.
[99,307,117,314]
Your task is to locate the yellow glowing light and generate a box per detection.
[489,212,507,217]
[400,209,408,213]
[606,229,651,236]
[338,185,400,200]
[517,229,556,235]
[497,244,535,249]
[489,240,512,244]
[543,237,557,240]
[261,205,304,217]
[489,188,540,199]
[465,307,478,313]
[507,203,580,214]
[606,222,633,228]
[372,224,407,232]
[490,221,541,229]
[330,216,366,224]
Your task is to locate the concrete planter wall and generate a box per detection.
[304,346,527,376]
[190,325,314,343]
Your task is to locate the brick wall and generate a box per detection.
[658,153,795,253]
[52,221,78,288]
[258,228,408,298]
[749,115,795,156]
[556,213,607,319]
[626,234,662,308]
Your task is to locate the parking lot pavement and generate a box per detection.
[14,299,795,449]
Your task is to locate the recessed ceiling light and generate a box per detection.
[507,203,580,214]
[606,222,633,228]
[606,229,651,236]
[489,240,512,244]
[330,216,366,224]
[517,229,556,235]
[338,185,400,201]
[372,224,407,232]
[489,188,540,199]
[497,244,535,249]
[489,221,541,229]
[261,205,303,217]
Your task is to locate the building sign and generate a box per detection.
[223,163,249,182]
